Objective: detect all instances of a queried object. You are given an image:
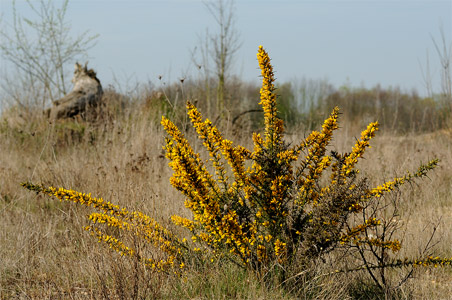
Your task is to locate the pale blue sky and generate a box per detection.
[1,0,451,96]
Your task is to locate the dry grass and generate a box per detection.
[1,100,451,299]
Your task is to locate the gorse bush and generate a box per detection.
[23,46,452,293]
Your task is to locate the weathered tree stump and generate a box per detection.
[48,62,103,120]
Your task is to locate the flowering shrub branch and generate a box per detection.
[20,183,188,273]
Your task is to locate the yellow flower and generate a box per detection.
[274,239,287,257]
[339,122,379,182]
[257,46,284,149]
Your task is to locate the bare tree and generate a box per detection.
[207,0,241,120]
[418,49,434,99]
[0,0,98,108]
[192,0,241,122]
[420,25,452,115]
[191,29,214,116]
[431,26,452,109]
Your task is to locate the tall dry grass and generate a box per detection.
[1,85,452,298]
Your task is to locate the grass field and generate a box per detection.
[1,94,451,299]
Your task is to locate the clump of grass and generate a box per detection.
[22,46,452,296]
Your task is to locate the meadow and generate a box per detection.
[1,53,452,299]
